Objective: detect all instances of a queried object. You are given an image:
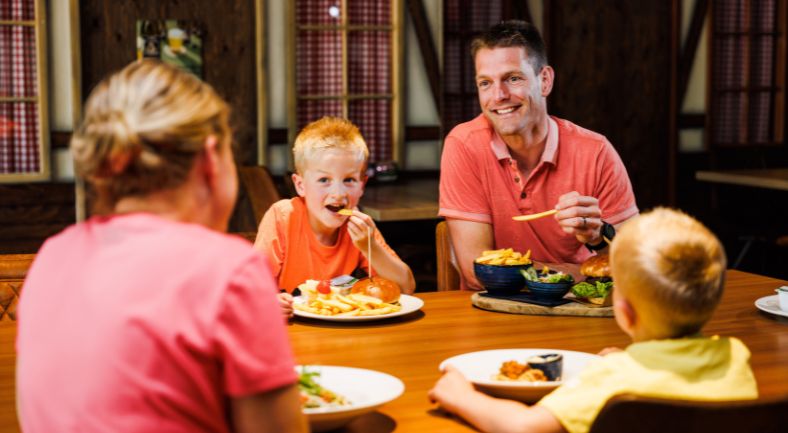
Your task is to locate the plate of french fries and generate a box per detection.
[293,292,424,322]
[475,248,532,266]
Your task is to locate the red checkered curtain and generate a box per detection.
[0,0,40,174]
[710,0,784,147]
[294,0,394,163]
[443,0,504,132]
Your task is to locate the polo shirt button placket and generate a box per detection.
[520,191,527,199]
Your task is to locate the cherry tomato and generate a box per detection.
[317,280,331,294]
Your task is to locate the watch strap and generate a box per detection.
[585,221,614,252]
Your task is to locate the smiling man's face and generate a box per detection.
[474,46,549,138]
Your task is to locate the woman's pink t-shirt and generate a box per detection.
[16,213,296,433]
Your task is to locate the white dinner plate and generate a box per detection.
[299,365,405,432]
[754,295,788,318]
[293,294,424,322]
[439,349,601,402]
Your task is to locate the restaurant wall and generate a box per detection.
[45,0,710,176]
[265,0,445,173]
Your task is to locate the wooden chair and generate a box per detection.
[0,254,34,432]
[436,221,461,291]
[237,165,282,226]
[589,394,788,433]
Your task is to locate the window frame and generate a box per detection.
[0,0,50,183]
[707,0,786,149]
[286,0,403,166]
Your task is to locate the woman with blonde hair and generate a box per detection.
[16,61,307,433]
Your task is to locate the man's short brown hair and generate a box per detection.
[470,20,548,73]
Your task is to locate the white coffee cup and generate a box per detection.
[776,286,788,312]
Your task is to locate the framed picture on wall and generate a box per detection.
[136,19,203,78]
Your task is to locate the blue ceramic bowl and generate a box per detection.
[524,279,572,300]
[474,262,532,295]
[527,353,564,381]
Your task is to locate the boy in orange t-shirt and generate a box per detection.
[254,117,415,316]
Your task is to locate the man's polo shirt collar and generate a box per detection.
[489,116,559,165]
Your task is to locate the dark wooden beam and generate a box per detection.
[509,0,534,24]
[679,113,706,129]
[51,131,71,149]
[405,126,441,141]
[406,0,441,120]
[267,128,288,145]
[678,0,709,106]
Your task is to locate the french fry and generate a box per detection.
[358,306,394,316]
[320,298,354,312]
[348,293,384,307]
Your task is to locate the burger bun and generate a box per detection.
[351,277,401,303]
[580,254,611,278]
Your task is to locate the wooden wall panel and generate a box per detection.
[78,0,259,164]
[544,0,678,210]
[0,183,75,254]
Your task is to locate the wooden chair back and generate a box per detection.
[238,165,281,226]
[0,253,33,433]
[589,394,788,433]
[436,221,461,291]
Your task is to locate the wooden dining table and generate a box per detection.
[289,269,788,433]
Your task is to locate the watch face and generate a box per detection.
[602,222,615,239]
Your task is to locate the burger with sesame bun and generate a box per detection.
[351,277,401,304]
[571,254,614,305]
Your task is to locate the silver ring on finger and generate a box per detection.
[582,216,587,229]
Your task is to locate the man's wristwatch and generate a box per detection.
[586,221,615,252]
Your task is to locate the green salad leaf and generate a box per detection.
[520,268,574,284]
[520,267,539,282]
[543,272,574,284]
[298,369,324,396]
[571,281,613,298]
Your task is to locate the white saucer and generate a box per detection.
[754,295,788,318]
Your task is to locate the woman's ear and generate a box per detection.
[292,172,306,197]
[199,135,221,184]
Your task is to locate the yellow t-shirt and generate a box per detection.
[538,336,758,433]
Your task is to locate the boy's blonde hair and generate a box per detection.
[611,208,726,337]
[71,60,231,213]
[293,117,368,174]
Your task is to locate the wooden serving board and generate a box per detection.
[471,293,614,317]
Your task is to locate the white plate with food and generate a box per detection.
[439,349,601,402]
[754,295,788,318]
[293,293,423,322]
[293,278,424,322]
[298,365,405,432]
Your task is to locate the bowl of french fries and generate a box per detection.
[474,248,533,295]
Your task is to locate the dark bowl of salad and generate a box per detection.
[520,267,574,300]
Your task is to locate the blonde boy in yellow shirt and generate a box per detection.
[429,208,757,433]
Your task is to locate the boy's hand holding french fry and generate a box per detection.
[344,209,378,252]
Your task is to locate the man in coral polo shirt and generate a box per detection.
[439,20,638,290]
